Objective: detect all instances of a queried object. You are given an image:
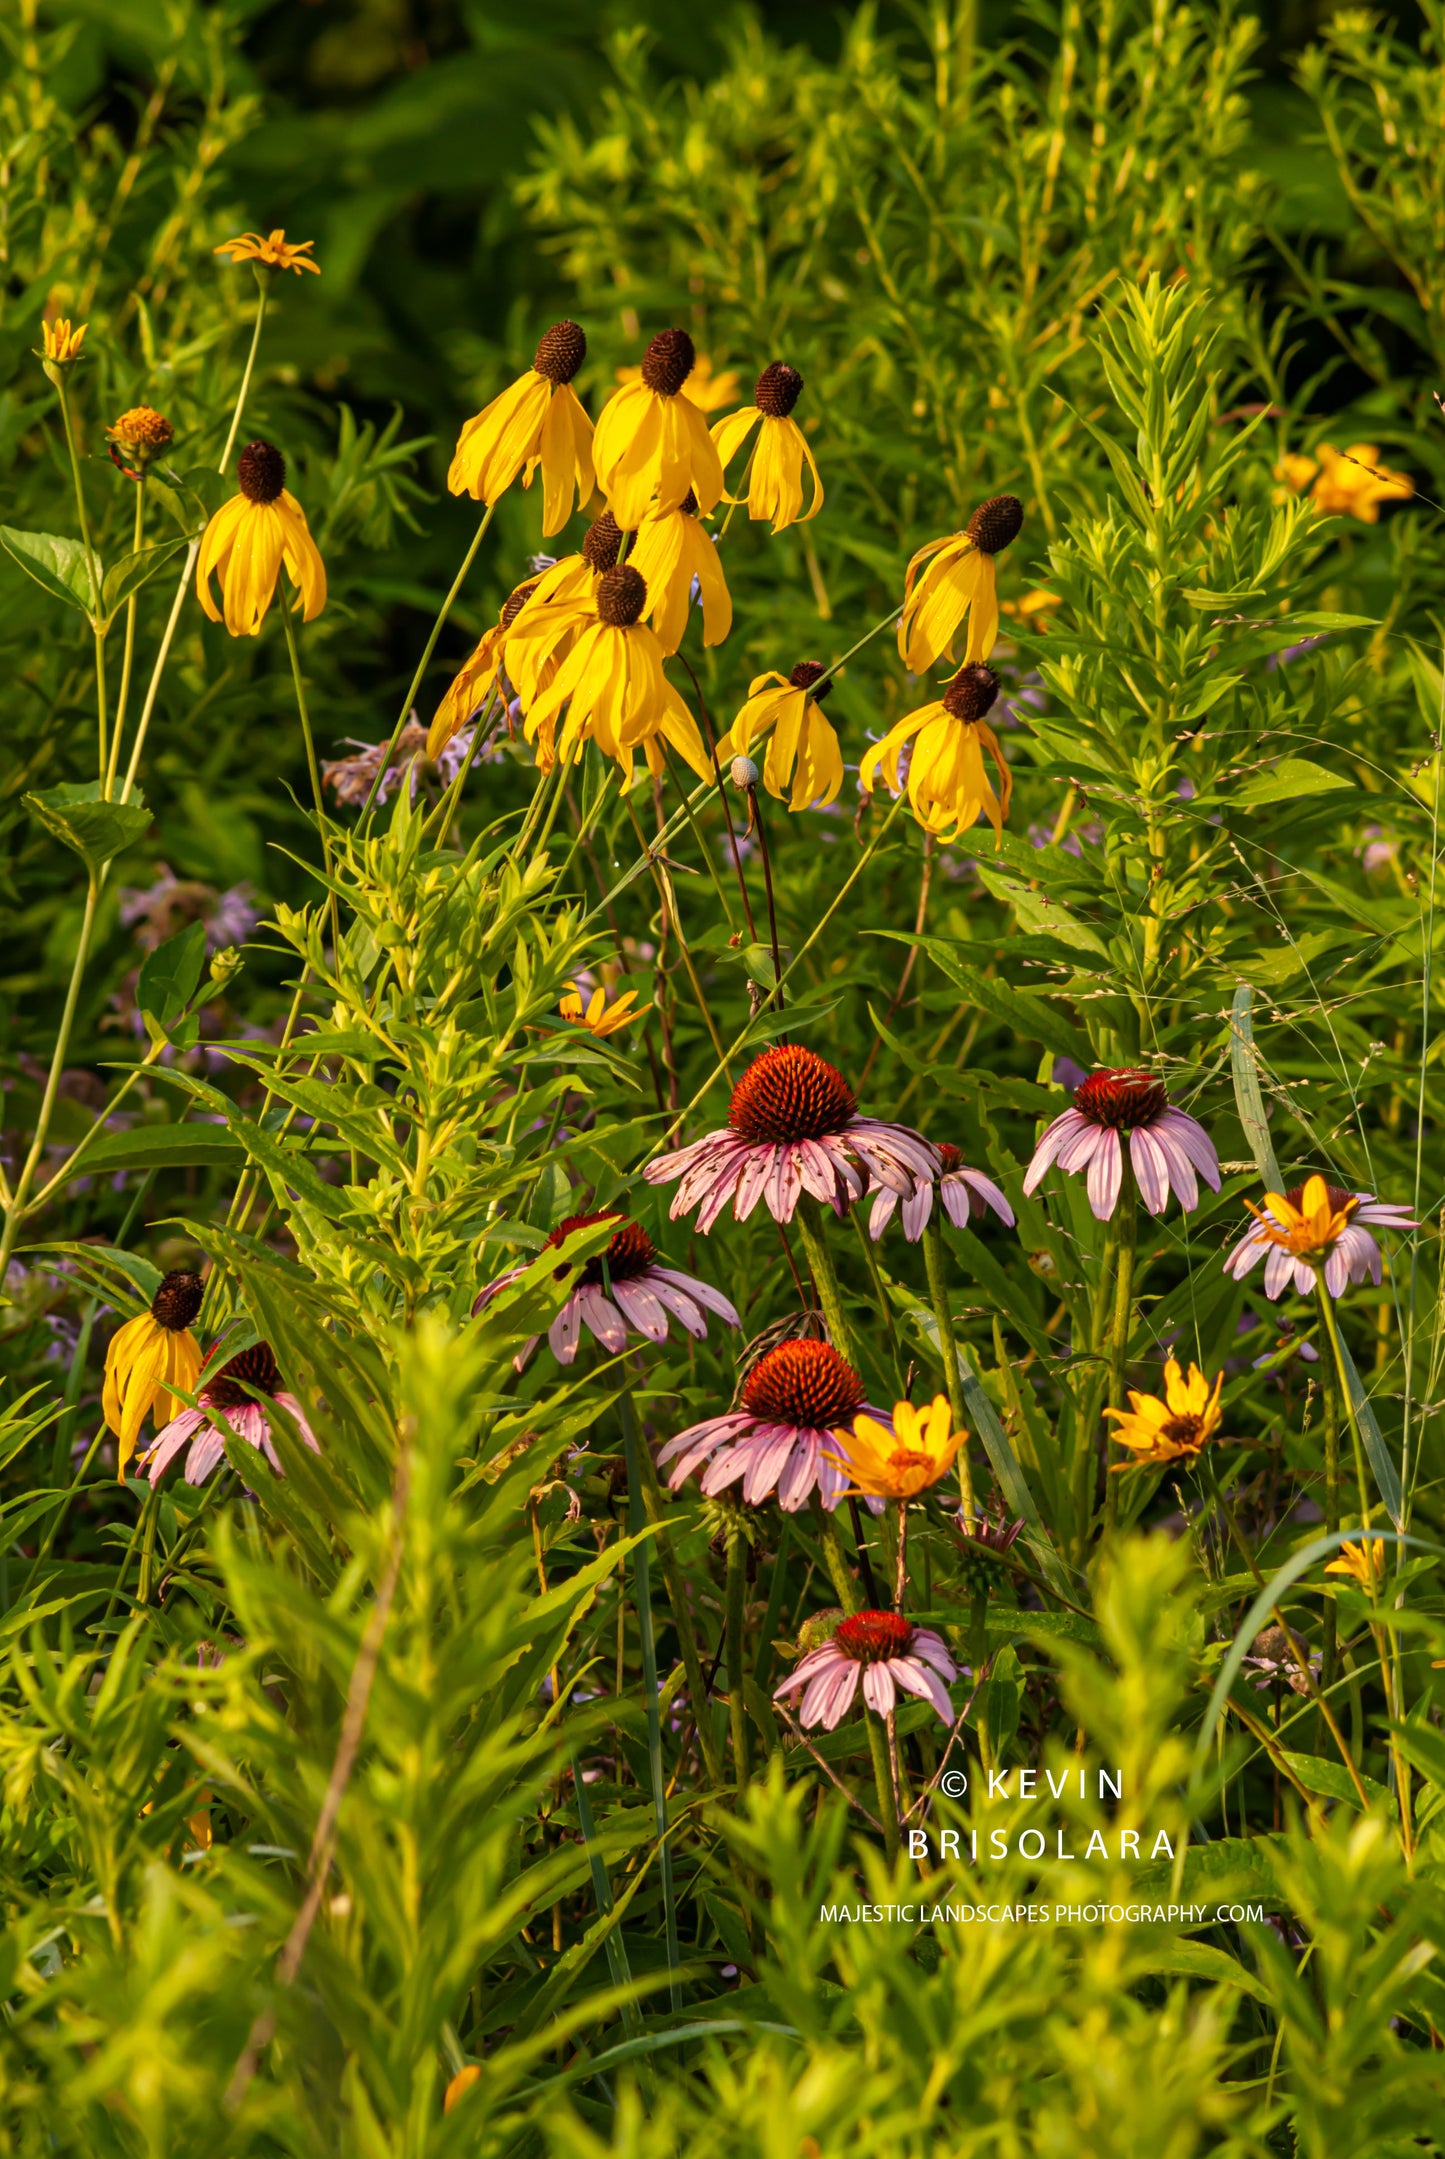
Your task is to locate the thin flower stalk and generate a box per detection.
[920,1216,975,1518]
[1102,1156,1139,1532]
[619,1392,682,2008]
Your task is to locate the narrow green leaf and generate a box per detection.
[43,1121,240,1190]
[100,535,189,619]
[955,1356,1075,1596]
[1228,983,1282,1190]
[1333,1328,1405,1529]
[1234,757,1351,806]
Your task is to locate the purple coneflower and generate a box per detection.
[868,1140,1014,1241]
[658,1337,886,1512]
[773,1610,957,1729]
[643,1043,939,1231]
[1022,1067,1220,1221]
[142,1341,316,1486]
[475,1210,739,1369]
[1222,1174,1415,1300]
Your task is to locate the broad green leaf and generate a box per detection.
[1234,757,1351,806]
[1281,1749,1396,1816]
[137,919,208,1027]
[0,526,95,615]
[44,1121,241,1191]
[99,534,189,619]
[25,782,150,875]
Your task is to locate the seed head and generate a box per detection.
[640,328,695,398]
[501,578,540,629]
[966,494,1024,555]
[237,440,286,506]
[942,664,999,722]
[742,1337,866,1427]
[754,361,803,418]
[533,320,586,385]
[150,1271,203,1332]
[788,659,832,701]
[730,754,760,790]
[204,1341,282,1408]
[582,511,630,572]
[729,1044,856,1144]
[596,564,648,628]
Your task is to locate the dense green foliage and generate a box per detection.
[3,2,1445,2152]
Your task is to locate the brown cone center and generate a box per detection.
[1074,1069,1169,1131]
[942,664,999,722]
[965,494,1024,555]
[150,1270,203,1331]
[596,564,647,627]
[728,1044,856,1143]
[204,1341,282,1408]
[835,1610,914,1663]
[742,1339,866,1428]
[546,1210,656,1286]
[640,327,695,397]
[237,440,285,505]
[533,320,586,385]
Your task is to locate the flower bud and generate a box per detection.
[730,754,760,790]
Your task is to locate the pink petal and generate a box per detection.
[1022,1110,1083,1195]
[610,1278,671,1342]
[1086,1128,1123,1219]
[547,1292,584,1364]
[1157,1109,1221,1189]
[1146,1121,1198,1212]
[950,1168,1014,1226]
[868,1187,898,1240]
[144,1407,206,1482]
[862,1663,897,1716]
[1129,1126,1169,1217]
[650,1267,740,1326]
[901,1183,934,1240]
[776,1432,824,1511]
[890,1655,955,1722]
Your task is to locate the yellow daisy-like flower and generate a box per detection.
[1277,443,1413,524]
[859,663,1012,845]
[196,440,326,639]
[427,579,541,760]
[593,328,725,530]
[716,662,843,811]
[522,564,711,787]
[615,350,740,413]
[213,229,319,276]
[501,513,632,708]
[1106,1357,1223,1470]
[448,320,594,536]
[102,1270,204,1480]
[827,1394,963,1500]
[38,317,87,366]
[898,494,1024,673]
[627,489,732,653]
[1325,1538,1388,1591]
[710,361,823,533]
[560,983,649,1037]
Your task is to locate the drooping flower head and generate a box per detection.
[828,1394,964,1500]
[214,229,319,276]
[1277,443,1413,525]
[717,661,842,810]
[644,1043,941,1230]
[897,493,1023,673]
[560,982,648,1038]
[1223,1175,1415,1301]
[628,489,732,653]
[774,1609,957,1729]
[142,1340,318,1486]
[1022,1068,1220,1222]
[592,328,725,529]
[520,563,710,785]
[448,320,594,535]
[475,1210,739,1370]
[869,1139,1014,1242]
[659,1337,886,1512]
[106,406,174,478]
[197,440,326,638]
[710,361,823,532]
[614,350,740,412]
[861,663,1012,844]
[1107,1358,1223,1470]
[427,577,540,759]
[103,1270,204,1479]
[502,513,632,706]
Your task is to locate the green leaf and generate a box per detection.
[0,526,95,615]
[137,920,208,1028]
[1234,757,1351,806]
[99,535,189,620]
[1332,1329,1405,1530]
[1228,983,1283,1190]
[1286,611,1378,630]
[955,1355,1075,1598]
[1280,1749,1396,1816]
[43,1122,240,1192]
[24,782,150,875]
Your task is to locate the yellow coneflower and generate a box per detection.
[1106,1358,1223,1471]
[1325,1538,1387,1591]
[1277,443,1413,524]
[627,489,731,652]
[102,1271,204,1480]
[448,320,594,536]
[716,661,843,811]
[213,229,320,276]
[106,406,174,478]
[898,494,1024,673]
[428,578,540,759]
[197,440,326,639]
[592,329,724,529]
[711,362,823,533]
[560,983,649,1037]
[827,1395,963,1500]
[615,350,740,412]
[859,663,1011,844]
[501,513,632,707]
[521,564,710,786]
[37,318,87,372]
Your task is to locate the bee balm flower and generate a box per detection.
[474,1211,739,1369]
[1223,1175,1415,1300]
[658,1337,887,1511]
[1022,1068,1220,1222]
[644,1043,940,1231]
[774,1610,957,1729]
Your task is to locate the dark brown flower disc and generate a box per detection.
[237,440,285,505]
[640,328,695,397]
[546,1209,657,1285]
[966,494,1024,555]
[788,659,832,702]
[150,1270,203,1331]
[942,664,1000,722]
[754,361,803,417]
[1283,1179,1356,1216]
[501,578,540,629]
[728,1044,856,1143]
[205,1341,283,1408]
[596,564,648,628]
[533,320,586,385]
[742,1337,866,1428]
[582,511,631,573]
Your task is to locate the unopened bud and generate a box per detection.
[209,946,243,988]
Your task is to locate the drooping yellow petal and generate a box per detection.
[449,371,552,502]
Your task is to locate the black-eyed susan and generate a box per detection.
[592,329,724,530]
[106,405,174,478]
[196,440,326,639]
[560,982,649,1037]
[716,660,842,811]
[615,349,740,413]
[627,490,731,652]
[859,661,1011,844]
[827,1394,963,1500]
[103,1270,204,1480]
[521,563,711,786]
[214,229,320,276]
[898,494,1023,673]
[1106,1358,1223,1470]
[502,513,631,707]
[1277,443,1413,524]
[448,320,594,536]
[711,361,823,532]
[428,578,540,759]
[1325,1537,1388,1591]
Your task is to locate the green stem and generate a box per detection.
[725,1532,751,1794]
[815,1502,898,1860]
[620,1392,681,2009]
[1317,1326,1341,1692]
[55,377,108,785]
[218,275,269,476]
[634,1421,725,1788]
[0,874,100,1280]
[105,478,146,796]
[360,500,497,820]
[1316,1282,1373,1529]
[1101,1158,1139,1534]
[921,1215,974,1519]
[795,1200,857,1364]
[119,541,198,805]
